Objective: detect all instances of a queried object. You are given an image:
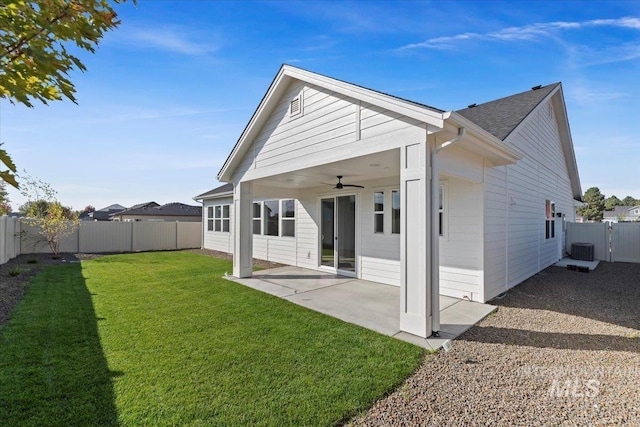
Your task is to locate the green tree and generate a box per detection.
[578,187,605,221]
[604,195,623,211]
[0,179,10,214]
[19,173,78,256]
[622,196,638,206]
[0,0,132,187]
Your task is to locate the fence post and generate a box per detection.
[0,216,6,265]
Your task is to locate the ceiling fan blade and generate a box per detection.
[342,184,365,188]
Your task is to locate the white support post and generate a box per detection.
[399,139,432,338]
[233,181,253,278]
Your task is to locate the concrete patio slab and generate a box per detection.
[554,257,600,271]
[229,266,497,351]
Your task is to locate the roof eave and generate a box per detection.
[445,111,522,165]
[193,191,234,202]
[217,64,446,182]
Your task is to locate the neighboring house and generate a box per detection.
[196,65,582,339]
[110,202,201,222]
[603,206,640,223]
[79,204,126,221]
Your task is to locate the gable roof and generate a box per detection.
[456,83,559,141]
[112,202,202,217]
[217,64,446,182]
[194,183,233,200]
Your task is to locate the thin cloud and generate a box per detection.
[120,27,219,56]
[400,17,640,50]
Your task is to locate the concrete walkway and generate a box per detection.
[229,266,496,350]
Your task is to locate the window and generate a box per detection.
[281,199,295,237]
[545,200,555,239]
[213,204,230,233]
[439,185,445,237]
[207,206,214,231]
[391,190,400,234]
[263,200,279,236]
[253,202,262,235]
[374,191,384,233]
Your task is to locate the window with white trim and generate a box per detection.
[253,202,262,235]
[214,205,230,233]
[545,200,555,239]
[391,190,400,234]
[207,206,214,231]
[374,191,384,233]
[263,200,279,236]
[281,199,295,237]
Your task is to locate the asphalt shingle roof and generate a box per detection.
[457,83,559,141]
[115,203,202,217]
[194,183,233,199]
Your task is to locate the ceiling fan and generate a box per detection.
[332,175,364,189]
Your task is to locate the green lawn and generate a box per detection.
[0,252,424,426]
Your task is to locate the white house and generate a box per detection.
[194,65,582,339]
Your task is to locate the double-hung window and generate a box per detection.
[281,199,295,237]
[391,190,400,234]
[213,205,230,232]
[263,200,280,236]
[207,206,214,231]
[253,203,262,235]
[545,200,555,239]
[374,191,384,233]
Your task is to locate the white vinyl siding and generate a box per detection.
[203,197,234,253]
[483,98,576,301]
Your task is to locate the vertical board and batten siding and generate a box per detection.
[0,216,22,265]
[202,198,234,253]
[439,177,484,301]
[232,81,426,183]
[484,98,576,301]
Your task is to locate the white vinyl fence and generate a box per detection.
[0,217,202,265]
[566,222,640,263]
[0,217,21,265]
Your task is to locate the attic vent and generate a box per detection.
[531,85,542,90]
[289,91,303,118]
[468,103,477,108]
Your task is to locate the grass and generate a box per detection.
[0,251,424,426]
[7,267,21,276]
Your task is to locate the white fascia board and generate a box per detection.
[284,66,445,126]
[218,65,446,182]
[444,111,522,164]
[194,191,234,202]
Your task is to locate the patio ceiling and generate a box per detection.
[252,149,400,190]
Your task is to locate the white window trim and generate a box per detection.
[281,199,296,238]
[373,190,384,234]
[207,206,214,232]
[253,202,263,235]
[391,189,400,235]
[545,200,556,240]
[213,204,230,233]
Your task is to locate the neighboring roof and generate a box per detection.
[127,201,160,210]
[456,83,559,141]
[604,206,640,218]
[99,204,126,211]
[112,202,202,217]
[194,183,233,200]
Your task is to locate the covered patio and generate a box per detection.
[229,265,497,350]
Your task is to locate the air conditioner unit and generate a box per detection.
[571,243,594,261]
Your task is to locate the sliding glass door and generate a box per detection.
[320,195,356,274]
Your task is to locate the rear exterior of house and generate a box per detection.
[195,65,581,338]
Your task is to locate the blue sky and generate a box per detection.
[1,0,639,210]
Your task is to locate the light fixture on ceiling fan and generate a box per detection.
[333,175,364,189]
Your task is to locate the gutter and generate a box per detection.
[431,127,466,336]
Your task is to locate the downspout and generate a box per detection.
[431,127,466,335]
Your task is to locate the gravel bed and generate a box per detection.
[187,248,285,270]
[350,262,640,426]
